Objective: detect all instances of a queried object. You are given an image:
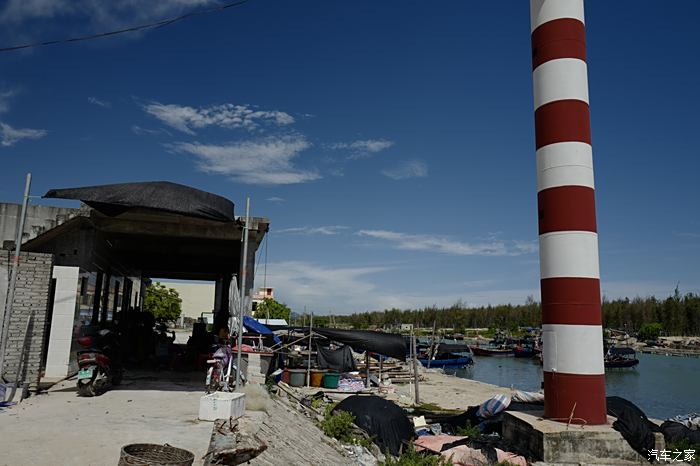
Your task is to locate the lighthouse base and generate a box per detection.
[502,410,664,464]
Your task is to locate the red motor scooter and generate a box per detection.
[76,329,123,397]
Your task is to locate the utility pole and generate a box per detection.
[235,197,250,392]
[0,173,32,380]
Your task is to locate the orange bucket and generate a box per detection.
[310,369,327,387]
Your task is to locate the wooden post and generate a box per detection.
[412,333,420,404]
[365,352,370,388]
[306,311,313,386]
[427,319,437,368]
[379,355,383,386]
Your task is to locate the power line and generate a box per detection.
[0,0,250,53]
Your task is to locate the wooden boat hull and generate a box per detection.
[513,347,536,358]
[469,346,514,357]
[605,358,640,368]
[418,357,473,368]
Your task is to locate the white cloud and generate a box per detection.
[265,261,389,312]
[167,135,320,185]
[131,125,170,136]
[88,96,111,108]
[266,260,542,313]
[357,229,535,257]
[0,89,17,114]
[266,197,286,203]
[0,0,218,28]
[329,139,394,159]
[277,226,348,236]
[0,122,47,147]
[381,160,428,180]
[144,102,294,135]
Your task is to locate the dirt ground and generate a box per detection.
[392,367,512,410]
[0,371,215,466]
[0,369,357,466]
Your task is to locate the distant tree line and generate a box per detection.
[325,291,700,336]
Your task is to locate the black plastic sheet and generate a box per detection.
[333,395,413,456]
[44,181,235,222]
[607,396,660,462]
[317,346,357,373]
[313,328,407,361]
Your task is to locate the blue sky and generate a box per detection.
[1,1,699,314]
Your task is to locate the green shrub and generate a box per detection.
[381,444,452,465]
[455,422,481,438]
[321,410,356,442]
[666,439,700,466]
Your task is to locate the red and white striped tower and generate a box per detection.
[530,0,607,424]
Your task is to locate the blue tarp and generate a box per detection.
[243,316,281,344]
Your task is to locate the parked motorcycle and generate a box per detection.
[205,343,231,393]
[205,343,246,392]
[76,328,123,397]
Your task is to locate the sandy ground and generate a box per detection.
[393,367,512,410]
[0,370,356,466]
[0,371,213,466]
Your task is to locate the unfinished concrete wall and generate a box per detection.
[0,251,54,391]
[0,203,82,249]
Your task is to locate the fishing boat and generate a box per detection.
[469,344,513,357]
[418,343,474,368]
[513,344,536,358]
[418,352,473,368]
[605,347,640,368]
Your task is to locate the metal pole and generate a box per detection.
[0,173,32,379]
[412,333,420,404]
[306,311,313,386]
[235,197,250,392]
[365,352,370,389]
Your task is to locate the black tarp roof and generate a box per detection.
[313,328,407,361]
[44,181,235,222]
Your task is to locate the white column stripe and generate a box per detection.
[542,324,604,374]
[537,141,594,191]
[530,0,585,32]
[533,58,589,108]
[540,231,600,279]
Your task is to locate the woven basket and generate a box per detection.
[118,443,194,466]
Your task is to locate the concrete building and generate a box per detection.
[0,203,83,249]
[157,280,215,320]
[0,182,269,387]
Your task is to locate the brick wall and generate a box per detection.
[0,251,54,391]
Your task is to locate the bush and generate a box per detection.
[381,444,452,465]
[638,322,663,341]
[667,439,700,466]
[321,410,356,442]
[455,422,481,438]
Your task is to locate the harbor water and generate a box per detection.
[445,352,698,419]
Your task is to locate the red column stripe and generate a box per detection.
[541,277,602,325]
[543,371,607,424]
[535,99,591,149]
[538,185,597,234]
[532,18,586,70]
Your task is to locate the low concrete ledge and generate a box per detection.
[503,410,663,465]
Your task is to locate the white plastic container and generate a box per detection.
[198,391,246,421]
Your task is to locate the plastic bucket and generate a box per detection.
[310,369,327,387]
[288,369,306,387]
[323,372,340,389]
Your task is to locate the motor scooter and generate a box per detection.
[76,328,123,397]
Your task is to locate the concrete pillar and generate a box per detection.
[530,0,606,424]
[45,266,80,378]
